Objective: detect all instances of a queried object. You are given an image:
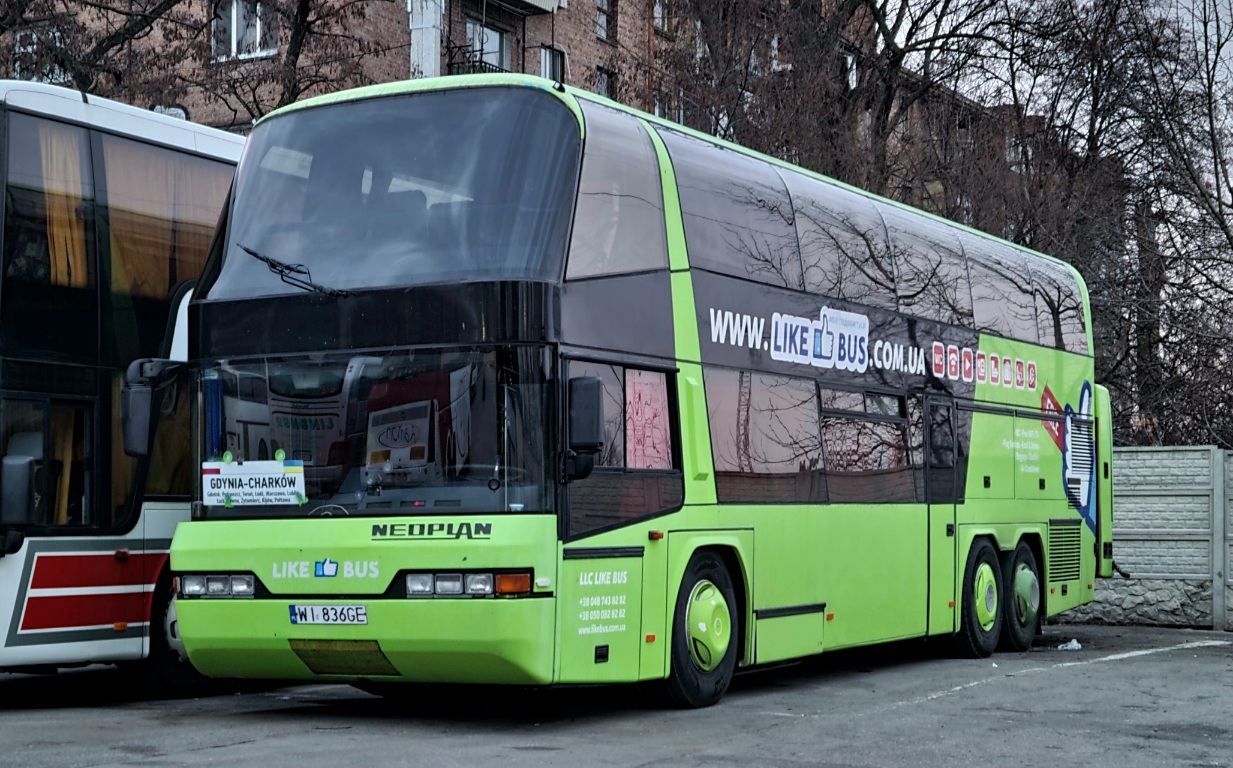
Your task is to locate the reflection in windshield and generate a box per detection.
[199,346,552,518]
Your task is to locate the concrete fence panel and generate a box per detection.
[1064,446,1230,630]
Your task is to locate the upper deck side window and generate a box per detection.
[877,202,974,326]
[2,112,97,364]
[780,170,896,310]
[656,127,802,289]
[961,234,1040,346]
[566,101,667,279]
[1030,258,1089,354]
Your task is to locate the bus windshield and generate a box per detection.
[204,86,581,300]
[198,345,553,519]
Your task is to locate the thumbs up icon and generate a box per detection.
[813,313,835,361]
[315,558,339,577]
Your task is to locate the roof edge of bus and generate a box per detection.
[567,83,1094,319]
[260,74,581,127]
[0,79,244,160]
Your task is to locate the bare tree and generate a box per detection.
[176,0,402,129]
[2,0,200,101]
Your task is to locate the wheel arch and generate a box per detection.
[667,536,752,668]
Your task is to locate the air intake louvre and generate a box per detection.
[1048,523,1082,582]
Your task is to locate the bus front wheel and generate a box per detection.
[955,538,1002,658]
[140,573,211,697]
[999,540,1041,652]
[662,551,738,708]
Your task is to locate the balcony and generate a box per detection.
[447,58,511,76]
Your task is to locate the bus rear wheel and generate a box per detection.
[662,551,738,708]
[955,538,1002,658]
[999,541,1041,652]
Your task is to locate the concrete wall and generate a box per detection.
[1063,446,1231,630]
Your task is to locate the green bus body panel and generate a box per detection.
[172,516,560,683]
[178,596,556,683]
[927,471,958,637]
[557,553,645,682]
[1095,384,1115,578]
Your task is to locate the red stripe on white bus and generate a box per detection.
[28,552,168,590]
[20,591,153,632]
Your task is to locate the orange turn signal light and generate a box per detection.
[495,573,532,594]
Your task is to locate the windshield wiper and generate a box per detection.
[237,243,349,298]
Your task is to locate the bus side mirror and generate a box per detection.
[122,358,180,457]
[1,530,23,557]
[0,455,35,526]
[567,376,604,481]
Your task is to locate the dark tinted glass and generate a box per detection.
[568,360,625,467]
[2,114,97,363]
[1030,259,1088,354]
[0,398,92,527]
[658,128,802,288]
[199,346,553,519]
[567,360,682,538]
[100,133,233,364]
[782,171,897,309]
[819,415,915,503]
[567,102,667,278]
[878,203,973,325]
[206,88,580,299]
[705,367,824,503]
[962,235,1039,344]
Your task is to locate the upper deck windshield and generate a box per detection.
[203,86,581,300]
[198,346,552,519]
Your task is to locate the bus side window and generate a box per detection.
[961,235,1039,345]
[1,114,97,364]
[782,170,897,310]
[100,133,234,363]
[566,101,667,279]
[566,361,682,539]
[0,399,91,528]
[879,203,974,326]
[1031,260,1088,354]
[704,367,825,504]
[656,126,802,289]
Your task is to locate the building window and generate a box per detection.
[595,68,612,98]
[541,46,564,81]
[12,27,69,84]
[843,53,858,91]
[212,0,278,60]
[597,0,615,41]
[466,18,509,71]
[653,0,672,34]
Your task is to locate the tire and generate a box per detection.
[999,541,1042,652]
[954,538,1002,658]
[140,573,212,698]
[662,551,739,708]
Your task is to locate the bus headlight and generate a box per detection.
[177,573,257,598]
[465,573,494,595]
[402,571,532,598]
[405,573,434,595]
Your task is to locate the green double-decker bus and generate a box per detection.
[124,74,1113,707]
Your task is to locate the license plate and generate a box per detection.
[289,604,368,625]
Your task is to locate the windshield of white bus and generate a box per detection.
[197,346,553,519]
[203,86,580,300]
